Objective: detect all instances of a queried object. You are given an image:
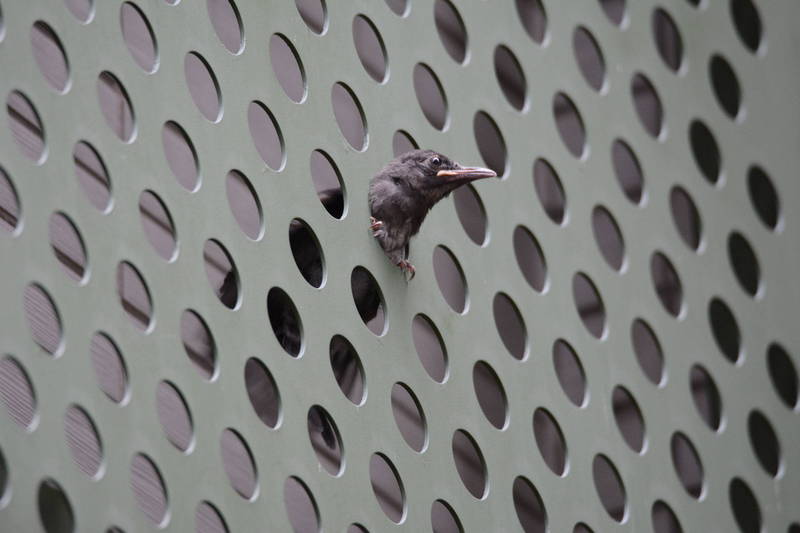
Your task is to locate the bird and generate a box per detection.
[368,149,498,279]
[220,151,496,444]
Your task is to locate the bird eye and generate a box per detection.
[431,157,441,167]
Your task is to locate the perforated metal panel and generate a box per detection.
[0,0,798,532]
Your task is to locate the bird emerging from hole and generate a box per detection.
[368,150,498,279]
[220,151,495,444]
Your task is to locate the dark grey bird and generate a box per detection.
[220,151,495,443]
[368,149,498,278]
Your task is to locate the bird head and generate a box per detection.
[388,149,498,204]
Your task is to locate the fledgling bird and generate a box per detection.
[368,149,498,278]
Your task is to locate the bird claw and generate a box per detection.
[397,260,416,281]
[369,216,384,232]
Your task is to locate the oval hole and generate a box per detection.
[267,287,304,356]
[309,150,346,219]
[329,335,365,405]
[353,15,387,82]
[671,432,704,499]
[572,273,605,338]
[493,293,527,360]
[369,453,405,523]
[553,92,586,158]
[195,501,229,533]
[96,72,135,142]
[207,0,243,54]
[533,158,566,224]
[391,382,427,452]
[533,408,567,475]
[38,478,75,533]
[247,101,285,170]
[48,212,88,281]
[90,332,128,404]
[414,63,448,130]
[729,477,761,533]
[652,500,683,533]
[65,0,94,23]
[747,166,779,230]
[270,33,306,102]
[120,2,158,73]
[652,8,683,72]
[180,309,217,378]
[452,429,488,499]
[552,340,586,407]
[0,446,7,503]
[284,477,320,532]
[591,206,624,271]
[433,245,467,313]
[631,73,663,138]
[220,428,258,499]
[290,219,325,288]
[7,90,47,162]
[162,121,200,192]
[710,54,741,119]
[244,357,281,428]
[296,0,326,34]
[611,139,644,205]
[435,0,467,63]
[767,343,798,409]
[612,386,646,453]
[63,405,103,477]
[631,319,664,386]
[392,129,418,157]
[515,0,547,44]
[453,184,487,245]
[709,297,741,364]
[690,364,723,431]
[31,21,70,92]
[689,120,721,185]
[473,110,507,176]
[731,0,762,53]
[494,45,527,110]
[184,51,222,122]
[651,252,683,317]
[431,499,463,533]
[670,186,701,251]
[473,360,508,429]
[592,454,627,522]
[573,26,605,91]
[138,191,177,261]
[130,453,168,526]
[599,0,626,26]
[156,380,194,452]
[204,239,239,309]
[748,410,781,477]
[226,170,263,240]
[412,314,448,383]
[385,0,408,16]
[727,231,760,296]
[24,283,64,355]
[512,476,547,533]
[0,356,37,429]
[307,405,344,475]
[351,266,385,335]
[0,167,21,233]
[332,82,367,151]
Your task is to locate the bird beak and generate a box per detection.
[437,164,498,182]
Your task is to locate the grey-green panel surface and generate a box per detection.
[0,0,798,532]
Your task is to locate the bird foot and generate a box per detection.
[396,259,416,281]
[369,216,383,232]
